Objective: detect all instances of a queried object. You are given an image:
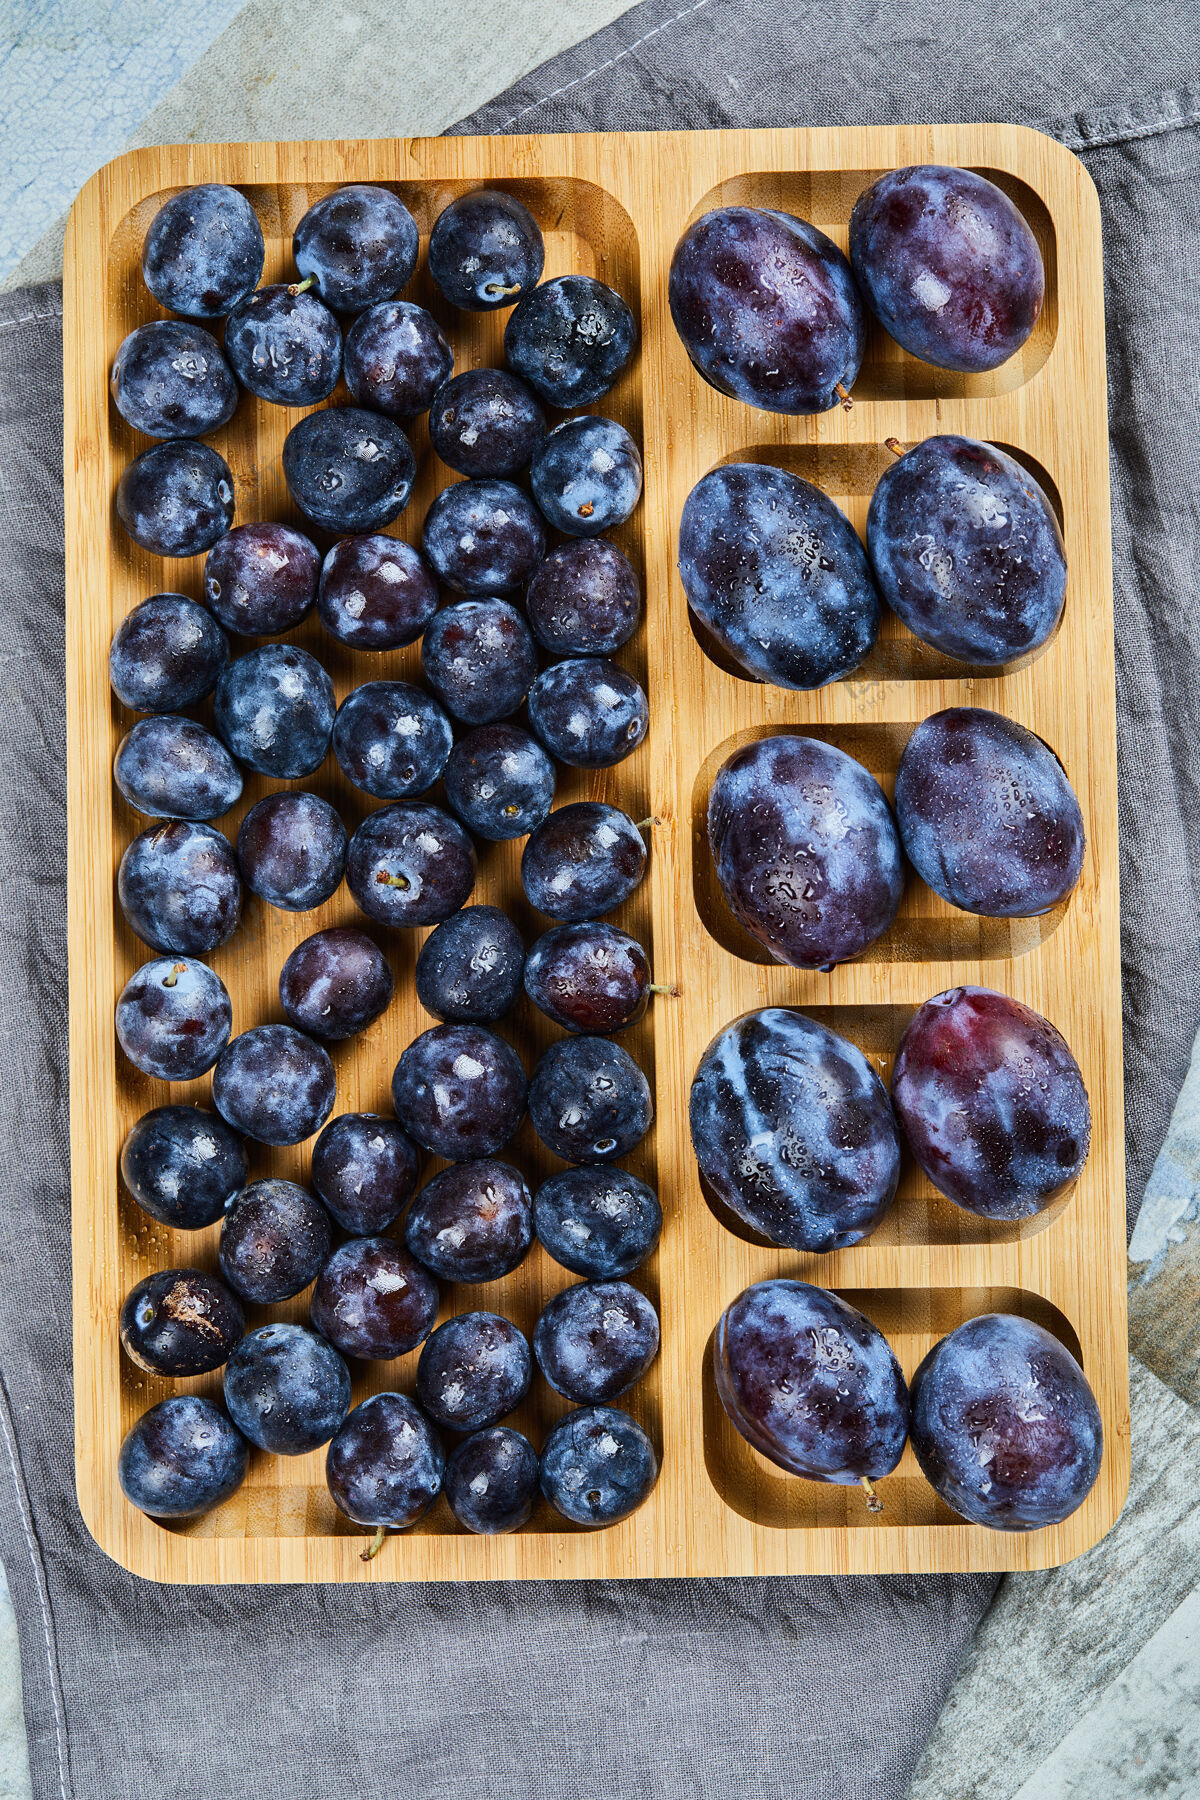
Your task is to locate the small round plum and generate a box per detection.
[343,300,452,419]
[203,521,320,637]
[421,599,538,726]
[346,802,476,929]
[141,184,264,320]
[109,595,229,714]
[310,1238,439,1360]
[521,803,647,922]
[392,1024,527,1160]
[690,1008,900,1251]
[909,1314,1102,1529]
[421,479,545,595]
[539,1405,657,1526]
[429,190,544,311]
[236,792,346,913]
[120,1104,247,1230]
[414,906,525,1024]
[504,275,637,407]
[212,1025,336,1146]
[115,715,242,822]
[533,1166,662,1280]
[310,1113,420,1235]
[534,1280,659,1403]
[218,1177,331,1303]
[707,735,903,969]
[214,644,335,780]
[118,1396,247,1519]
[443,724,556,842]
[115,956,231,1081]
[332,680,452,799]
[116,439,234,558]
[118,820,241,956]
[416,1312,531,1431]
[528,1036,652,1163]
[224,1323,351,1455]
[282,406,416,534]
[524,923,652,1034]
[525,539,641,656]
[279,926,393,1041]
[530,416,642,537]
[317,535,438,651]
[444,1427,538,1534]
[429,368,546,478]
[110,320,237,439]
[293,185,419,312]
[527,657,648,769]
[326,1393,444,1529]
[224,282,342,406]
[120,1268,244,1376]
[404,1160,533,1283]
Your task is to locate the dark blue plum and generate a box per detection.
[404,1160,533,1283]
[142,184,264,320]
[708,735,903,969]
[669,207,863,413]
[346,802,476,929]
[110,321,237,439]
[218,1177,332,1302]
[115,956,231,1081]
[343,300,452,419]
[310,1237,439,1360]
[892,986,1091,1221]
[909,1314,1102,1529]
[332,680,452,799]
[715,1281,910,1494]
[867,437,1066,664]
[224,1323,351,1455]
[282,406,416,534]
[524,923,652,1035]
[416,1312,531,1431]
[236,792,346,912]
[428,190,544,311]
[109,595,229,714]
[849,167,1045,374]
[326,1393,444,1529]
[392,1023,526,1161]
[214,644,335,779]
[528,1036,652,1163]
[679,463,881,688]
[421,598,537,726]
[421,479,545,595]
[116,439,234,557]
[530,417,642,538]
[280,926,393,1041]
[895,708,1085,917]
[534,1280,659,1403]
[115,715,242,821]
[521,803,647,922]
[120,1104,247,1230]
[310,1112,420,1235]
[118,1396,247,1519]
[213,1025,335,1147]
[118,819,241,955]
[293,185,419,312]
[318,534,439,651]
[527,657,648,769]
[443,724,555,842]
[533,1166,662,1279]
[539,1404,658,1526]
[429,368,546,478]
[203,521,320,637]
[525,538,641,656]
[445,1427,538,1534]
[414,905,525,1023]
[689,1008,901,1252]
[120,1268,244,1376]
[224,283,342,406]
[505,275,637,407]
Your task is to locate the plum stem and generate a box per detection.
[835,381,854,411]
[290,275,316,295]
[484,281,522,298]
[162,961,187,989]
[860,1475,883,1514]
[361,1526,387,1561]
[375,869,410,890]
[650,983,680,998]
[636,816,660,832]
[884,437,905,459]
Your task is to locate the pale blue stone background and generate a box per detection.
[0,0,248,278]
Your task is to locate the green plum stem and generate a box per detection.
[860,1476,883,1514]
[290,275,316,295]
[360,1526,386,1561]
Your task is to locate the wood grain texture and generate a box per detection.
[64,125,1127,1583]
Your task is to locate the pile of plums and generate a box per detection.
[109,180,666,1544]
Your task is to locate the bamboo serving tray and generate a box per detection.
[65,124,1127,1584]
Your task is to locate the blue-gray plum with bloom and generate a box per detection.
[445,1427,538,1534]
[392,1024,526,1160]
[224,1324,351,1455]
[215,644,335,780]
[110,320,237,438]
[310,1113,419,1236]
[118,819,241,955]
[521,803,647,922]
[212,1025,335,1146]
[414,906,525,1024]
[116,439,234,557]
[236,792,346,912]
[119,1396,247,1518]
[504,274,636,406]
[534,1279,659,1404]
[142,184,263,319]
[539,1405,657,1526]
[530,416,642,537]
[109,595,229,714]
[525,538,641,657]
[224,282,342,406]
[416,1312,531,1431]
[332,680,452,799]
[421,598,538,725]
[421,479,544,595]
[326,1393,443,1529]
[533,1166,661,1280]
[527,657,648,769]
[529,1036,652,1163]
[115,714,242,821]
[429,190,544,311]
[282,406,415,533]
[346,802,476,928]
[115,956,231,1081]
[120,1104,247,1230]
[429,368,546,477]
[293,185,419,312]
[443,724,555,842]
[343,300,452,419]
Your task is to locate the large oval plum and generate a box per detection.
[715,1280,910,1489]
[679,463,880,688]
[669,207,864,413]
[909,1314,1102,1529]
[867,437,1066,665]
[690,1008,900,1251]
[892,986,1090,1221]
[707,735,903,969]
[894,709,1085,917]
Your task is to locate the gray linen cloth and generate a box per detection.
[0,4,1197,1797]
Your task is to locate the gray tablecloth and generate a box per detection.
[1,4,1197,1797]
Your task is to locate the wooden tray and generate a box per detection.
[65,125,1127,1584]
